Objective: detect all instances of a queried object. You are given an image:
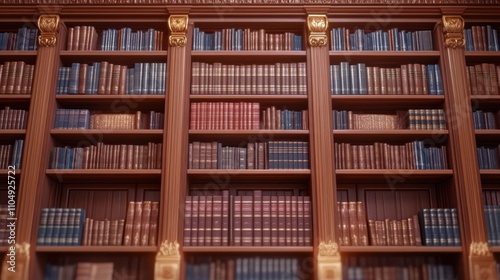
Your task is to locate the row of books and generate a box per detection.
[262,107,308,130]
[188,141,309,170]
[56,62,166,95]
[49,142,162,169]
[330,28,433,51]
[66,26,164,51]
[0,61,35,94]
[464,25,499,51]
[45,262,114,280]
[185,256,301,280]
[484,205,500,246]
[0,106,28,129]
[473,110,499,129]
[337,201,369,246]
[37,208,86,246]
[343,256,454,280]
[418,208,461,246]
[81,218,125,246]
[122,201,159,246]
[0,140,24,169]
[0,205,9,246]
[191,62,307,95]
[367,216,422,246]
[54,109,164,130]
[332,109,447,130]
[477,145,500,169]
[330,63,444,95]
[0,27,38,50]
[184,191,312,247]
[466,63,500,95]
[483,190,500,206]
[334,141,448,170]
[192,27,302,51]
[189,102,260,130]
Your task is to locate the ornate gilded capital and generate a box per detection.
[469,241,496,280]
[168,15,188,47]
[442,15,465,49]
[307,14,328,47]
[155,240,181,280]
[158,240,180,257]
[37,15,59,47]
[318,240,339,257]
[317,240,341,280]
[470,241,492,258]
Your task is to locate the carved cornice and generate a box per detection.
[2,0,500,4]
[442,15,465,49]
[470,241,492,258]
[37,15,59,47]
[307,14,328,47]
[168,15,188,47]
[318,240,339,257]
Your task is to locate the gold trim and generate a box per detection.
[317,241,341,280]
[470,241,492,258]
[307,14,328,47]
[442,15,465,49]
[158,240,180,257]
[155,241,181,280]
[168,15,188,47]
[318,240,339,257]
[1,242,30,280]
[37,15,59,47]
[469,242,497,280]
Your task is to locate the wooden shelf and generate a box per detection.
[36,246,157,253]
[190,94,307,106]
[0,94,31,103]
[464,51,500,63]
[0,246,8,252]
[340,246,462,253]
[470,95,500,109]
[331,95,445,110]
[59,50,168,64]
[480,170,500,182]
[329,51,440,65]
[188,169,310,181]
[0,129,26,142]
[190,129,309,142]
[191,50,306,63]
[55,95,165,111]
[489,246,500,253]
[334,130,448,143]
[183,246,313,253]
[336,169,453,183]
[46,169,162,182]
[0,51,38,62]
[51,129,163,144]
[475,129,500,144]
[0,169,20,176]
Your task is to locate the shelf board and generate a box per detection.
[0,51,38,61]
[470,95,500,109]
[475,129,500,144]
[332,95,445,110]
[183,246,313,253]
[0,169,20,176]
[51,129,163,144]
[480,170,500,181]
[336,169,453,183]
[340,246,462,253]
[59,50,168,64]
[190,129,309,142]
[188,169,310,181]
[0,129,26,141]
[329,51,440,65]
[55,95,165,111]
[465,51,500,63]
[489,246,500,253]
[190,94,307,104]
[36,246,157,253]
[334,130,448,143]
[0,94,31,103]
[0,246,8,252]
[46,169,161,182]
[191,50,306,63]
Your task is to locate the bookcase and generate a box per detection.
[1,2,500,280]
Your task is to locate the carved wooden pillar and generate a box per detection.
[155,13,190,280]
[438,15,497,280]
[306,13,341,280]
[1,14,61,280]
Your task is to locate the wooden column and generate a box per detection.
[1,14,61,280]
[305,12,341,280]
[155,13,190,280]
[438,15,497,280]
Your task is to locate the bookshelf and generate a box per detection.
[1,3,500,280]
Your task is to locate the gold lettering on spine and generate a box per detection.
[37,15,59,47]
[155,241,181,280]
[442,15,465,49]
[317,241,341,280]
[307,15,328,47]
[168,15,188,47]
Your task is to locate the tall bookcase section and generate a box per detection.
[32,11,169,280]
[462,14,500,279]
[183,15,315,279]
[329,14,464,279]
[0,13,38,279]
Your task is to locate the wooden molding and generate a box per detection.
[1,242,30,280]
[168,15,188,47]
[307,15,328,48]
[469,242,498,280]
[317,241,341,280]
[37,15,59,48]
[154,241,181,280]
[442,15,465,49]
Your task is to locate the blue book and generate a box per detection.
[74,208,86,245]
[419,208,433,245]
[434,64,444,95]
[37,208,49,245]
[450,208,461,246]
[52,208,63,246]
[436,208,448,245]
[426,64,437,95]
[68,63,80,94]
[58,208,69,246]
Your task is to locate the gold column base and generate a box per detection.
[317,255,342,280]
[469,242,498,280]
[154,255,181,280]
[1,243,30,280]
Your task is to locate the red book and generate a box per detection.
[277,195,286,246]
[270,195,278,245]
[285,196,292,246]
[232,196,242,246]
[303,196,312,245]
[262,195,271,246]
[198,196,206,246]
[204,196,213,246]
[222,190,229,246]
[241,195,253,246]
[211,195,222,246]
[291,196,298,246]
[253,190,262,246]
[191,196,199,246]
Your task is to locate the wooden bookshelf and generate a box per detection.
[183,246,314,253]
[36,246,158,253]
[339,246,463,253]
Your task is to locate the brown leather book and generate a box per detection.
[197,196,206,246]
[211,195,222,246]
[232,195,242,246]
[131,201,143,246]
[122,201,135,246]
[204,196,213,246]
[270,195,278,246]
[191,196,199,246]
[222,190,229,246]
[12,61,24,94]
[78,63,88,94]
[140,201,151,246]
[241,195,253,246]
[262,195,271,246]
[253,190,262,246]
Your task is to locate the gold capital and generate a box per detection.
[469,242,497,280]
[37,15,59,47]
[1,242,30,280]
[155,240,181,280]
[442,15,465,49]
[168,15,188,47]
[307,15,328,47]
[317,241,341,279]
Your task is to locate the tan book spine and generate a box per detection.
[140,201,151,246]
[123,201,135,246]
[131,201,143,246]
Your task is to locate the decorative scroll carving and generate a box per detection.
[469,242,496,280]
[155,241,181,280]
[37,15,59,47]
[1,242,30,280]
[470,241,492,258]
[168,15,188,47]
[318,240,339,257]
[307,15,328,47]
[317,241,341,280]
[442,15,465,49]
